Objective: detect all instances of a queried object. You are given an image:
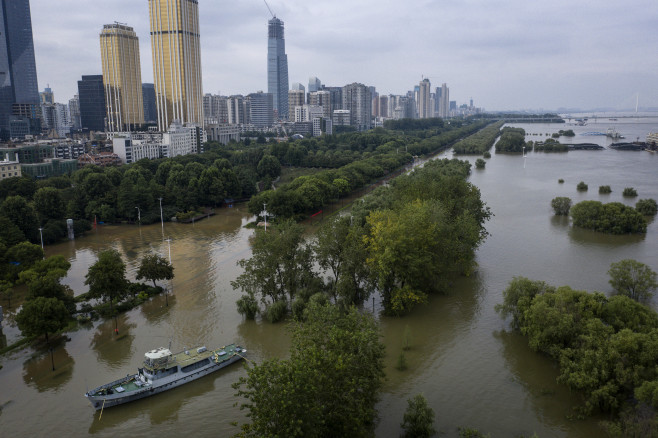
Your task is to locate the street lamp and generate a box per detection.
[38,227,44,259]
[164,238,172,307]
[135,207,141,225]
[158,197,164,240]
[261,203,268,231]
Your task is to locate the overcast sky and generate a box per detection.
[31,0,658,111]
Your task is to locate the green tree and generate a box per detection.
[401,394,437,438]
[85,249,129,315]
[636,199,658,216]
[475,158,486,169]
[16,297,70,342]
[6,242,44,269]
[0,195,39,241]
[0,280,14,308]
[608,259,658,304]
[136,253,174,287]
[0,215,26,246]
[551,197,572,216]
[256,154,281,179]
[623,187,638,197]
[233,303,385,437]
[32,187,65,223]
[232,220,316,316]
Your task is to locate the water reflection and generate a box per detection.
[22,340,74,393]
[494,329,604,437]
[90,314,136,368]
[550,215,570,229]
[569,226,646,247]
[140,292,176,325]
[236,318,291,362]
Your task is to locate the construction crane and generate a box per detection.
[263,0,276,18]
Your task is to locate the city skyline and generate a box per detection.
[30,0,658,111]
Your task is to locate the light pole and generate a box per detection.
[158,197,164,240]
[261,203,268,231]
[135,207,141,225]
[38,227,44,259]
[164,238,172,307]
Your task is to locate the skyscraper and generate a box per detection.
[437,83,450,118]
[78,75,106,132]
[100,23,144,132]
[0,0,40,140]
[418,78,431,119]
[149,0,203,131]
[267,16,289,120]
[249,92,274,128]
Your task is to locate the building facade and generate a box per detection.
[69,95,82,130]
[100,23,144,132]
[248,92,274,128]
[78,75,106,132]
[288,89,305,111]
[418,79,432,119]
[0,0,40,141]
[142,83,157,124]
[149,0,203,131]
[267,17,289,119]
[0,156,20,180]
[342,83,372,131]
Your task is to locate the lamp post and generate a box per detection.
[158,197,164,240]
[261,203,268,231]
[38,227,44,259]
[135,207,141,225]
[164,238,172,307]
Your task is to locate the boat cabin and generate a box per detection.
[144,347,172,369]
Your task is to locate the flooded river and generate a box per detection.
[1,117,657,437]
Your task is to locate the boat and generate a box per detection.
[606,127,624,139]
[84,344,246,410]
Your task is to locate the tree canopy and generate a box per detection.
[608,259,658,304]
[136,253,174,287]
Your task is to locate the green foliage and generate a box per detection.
[458,427,490,438]
[577,181,588,191]
[534,140,569,152]
[401,394,436,438]
[599,185,612,194]
[636,199,658,216]
[256,154,281,179]
[623,187,638,197]
[475,158,486,169]
[608,259,657,304]
[5,242,43,269]
[0,215,25,246]
[264,299,288,323]
[84,249,129,313]
[495,127,526,153]
[396,351,408,371]
[233,303,385,437]
[497,276,658,418]
[16,297,70,341]
[571,200,647,234]
[0,195,39,242]
[483,151,491,159]
[136,253,174,287]
[558,179,565,184]
[237,293,259,320]
[551,197,572,216]
[453,121,503,154]
[232,220,315,317]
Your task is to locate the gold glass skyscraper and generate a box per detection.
[100,23,144,132]
[148,0,203,131]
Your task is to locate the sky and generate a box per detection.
[30,0,658,111]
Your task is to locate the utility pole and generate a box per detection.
[158,198,164,240]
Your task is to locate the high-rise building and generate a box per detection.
[227,95,249,125]
[149,0,203,131]
[40,86,54,105]
[69,95,81,130]
[342,83,372,131]
[100,23,144,132]
[379,95,389,118]
[288,89,305,111]
[322,86,343,111]
[249,92,274,128]
[0,0,40,140]
[142,83,157,124]
[267,16,289,119]
[437,84,450,118]
[78,75,106,132]
[291,82,305,92]
[418,78,431,119]
[308,77,322,94]
[309,90,332,119]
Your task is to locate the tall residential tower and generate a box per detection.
[267,16,289,120]
[100,23,144,132]
[148,0,203,131]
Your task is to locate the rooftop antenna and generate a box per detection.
[264,0,275,18]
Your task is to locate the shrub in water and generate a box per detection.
[599,185,612,194]
[264,299,288,323]
[551,197,572,216]
[623,187,638,197]
[636,199,658,216]
[577,181,588,191]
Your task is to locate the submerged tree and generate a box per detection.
[85,249,129,317]
[401,394,437,438]
[608,259,658,304]
[233,303,386,437]
[136,253,174,287]
[16,297,70,342]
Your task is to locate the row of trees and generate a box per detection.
[234,158,491,320]
[496,260,658,432]
[495,127,526,153]
[247,122,493,220]
[452,121,504,154]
